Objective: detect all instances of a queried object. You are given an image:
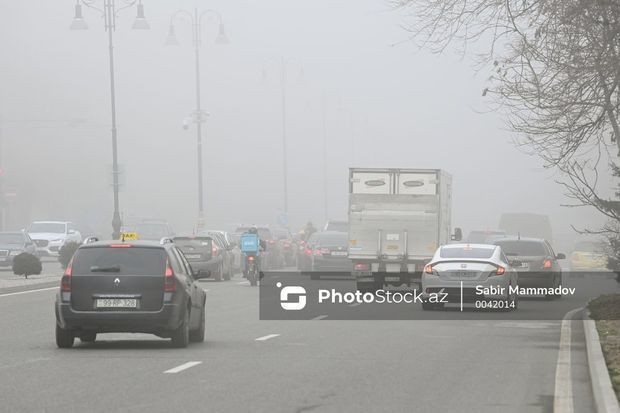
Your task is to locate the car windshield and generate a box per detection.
[72,247,167,275]
[0,233,24,244]
[494,240,547,256]
[132,224,170,240]
[29,223,65,233]
[326,222,348,232]
[316,233,348,247]
[440,246,495,259]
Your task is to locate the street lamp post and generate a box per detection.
[70,0,150,240]
[167,8,228,231]
[263,58,303,222]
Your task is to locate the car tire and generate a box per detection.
[171,308,190,348]
[80,332,97,343]
[56,324,74,348]
[189,308,205,343]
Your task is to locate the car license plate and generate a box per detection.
[520,262,530,270]
[332,251,347,256]
[185,254,201,259]
[453,271,477,279]
[385,276,400,282]
[95,298,138,308]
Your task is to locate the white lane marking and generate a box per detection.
[554,307,581,413]
[349,303,361,307]
[237,281,249,285]
[0,287,57,297]
[312,315,328,320]
[460,281,463,312]
[164,361,202,374]
[255,334,280,341]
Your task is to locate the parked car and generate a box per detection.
[493,237,565,299]
[202,231,234,280]
[27,221,82,257]
[570,240,608,271]
[309,231,352,279]
[55,239,207,348]
[172,235,220,280]
[421,243,519,311]
[0,231,37,266]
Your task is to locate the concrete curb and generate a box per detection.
[584,317,620,413]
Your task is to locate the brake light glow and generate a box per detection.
[424,264,433,274]
[164,262,176,292]
[248,255,255,262]
[284,243,291,248]
[268,240,275,244]
[354,263,369,271]
[212,246,218,256]
[543,259,552,269]
[61,258,73,292]
[109,244,132,248]
[305,247,312,256]
[495,266,506,276]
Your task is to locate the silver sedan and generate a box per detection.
[421,243,519,311]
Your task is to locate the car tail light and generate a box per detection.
[284,242,291,248]
[495,266,506,276]
[314,248,323,256]
[164,262,176,292]
[248,255,255,262]
[109,244,132,248]
[354,263,369,271]
[305,247,312,256]
[212,245,218,257]
[543,259,552,269]
[268,240,275,245]
[424,264,433,274]
[61,258,73,292]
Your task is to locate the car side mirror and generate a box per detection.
[556,253,566,260]
[451,227,463,241]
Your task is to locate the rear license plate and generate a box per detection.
[185,254,201,259]
[520,263,530,270]
[452,271,477,279]
[332,251,347,256]
[95,298,138,308]
[385,276,401,282]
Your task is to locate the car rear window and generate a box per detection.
[72,247,167,275]
[494,240,547,256]
[173,238,212,252]
[440,246,495,259]
[316,233,348,247]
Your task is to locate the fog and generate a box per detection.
[0,0,607,250]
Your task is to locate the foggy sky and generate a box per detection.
[0,0,608,250]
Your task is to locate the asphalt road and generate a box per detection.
[0,270,610,413]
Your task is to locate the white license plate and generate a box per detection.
[520,263,530,270]
[95,298,138,308]
[385,276,401,282]
[332,251,347,256]
[185,254,201,259]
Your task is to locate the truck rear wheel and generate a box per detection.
[356,281,381,294]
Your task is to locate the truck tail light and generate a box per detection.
[61,258,73,292]
[164,262,176,292]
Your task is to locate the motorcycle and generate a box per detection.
[245,253,259,287]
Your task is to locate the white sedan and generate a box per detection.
[421,243,519,311]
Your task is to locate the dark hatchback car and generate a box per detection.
[55,240,207,348]
[0,231,37,266]
[173,235,226,280]
[493,237,565,299]
[309,231,352,279]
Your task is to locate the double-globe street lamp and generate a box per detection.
[70,0,150,239]
[166,8,228,231]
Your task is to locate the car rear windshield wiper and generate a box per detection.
[90,265,121,273]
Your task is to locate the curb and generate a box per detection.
[584,317,620,413]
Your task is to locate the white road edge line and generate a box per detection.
[164,361,202,374]
[312,315,328,320]
[0,287,57,297]
[255,334,280,341]
[553,307,582,413]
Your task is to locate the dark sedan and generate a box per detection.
[493,237,565,299]
[309,231,352,279]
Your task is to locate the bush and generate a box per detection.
[12,253,42,279]
[58,242,80,269]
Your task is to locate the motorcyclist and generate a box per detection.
[242,226,266,276]
[301,221,317,242]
